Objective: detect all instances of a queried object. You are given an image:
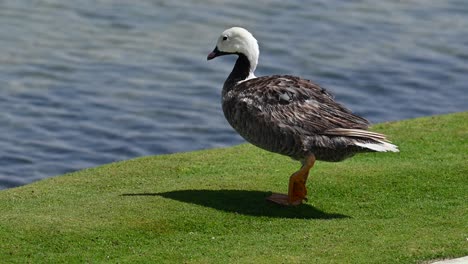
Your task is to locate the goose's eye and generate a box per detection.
[222,36,228,41]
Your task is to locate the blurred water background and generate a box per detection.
[1,0,467,189]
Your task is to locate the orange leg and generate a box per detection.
[267,154,316,206]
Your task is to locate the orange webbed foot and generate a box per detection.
[266,193,304,206]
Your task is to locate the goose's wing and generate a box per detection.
[231,75,369,135]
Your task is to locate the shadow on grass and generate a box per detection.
[122,189,349,220]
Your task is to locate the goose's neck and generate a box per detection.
[224,54,256,90]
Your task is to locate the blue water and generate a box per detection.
[1,0,467,189]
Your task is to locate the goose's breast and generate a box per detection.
[222,95,307,159]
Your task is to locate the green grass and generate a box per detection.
[0,112,467,263]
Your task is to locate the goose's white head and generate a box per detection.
[207,27,259,75]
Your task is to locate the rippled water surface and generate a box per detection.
[1,0,467,189]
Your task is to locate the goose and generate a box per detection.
[207,27,398,206]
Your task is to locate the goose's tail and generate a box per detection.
[325,128,399,152]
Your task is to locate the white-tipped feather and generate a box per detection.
[354,141,399,152]
[325,128,388,141]
[324,128,399,152]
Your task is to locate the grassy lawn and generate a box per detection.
[0,112,467,263]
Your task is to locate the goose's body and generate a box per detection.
[208,27,398,205]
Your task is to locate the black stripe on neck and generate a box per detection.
[225,53,251,86]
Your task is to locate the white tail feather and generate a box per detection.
[354,141,399,152]
[325,128,399,152]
